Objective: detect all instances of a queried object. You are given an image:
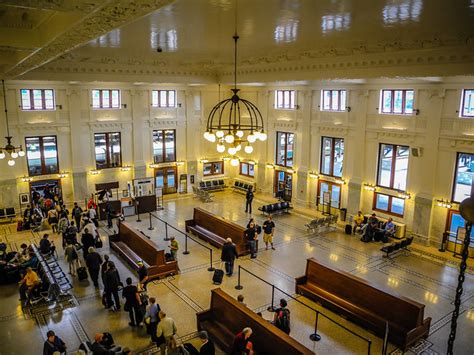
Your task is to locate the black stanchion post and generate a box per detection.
[207,249,215,272]
[309,312,322,341]
[183,234,190,255]
[148,213,154,230]
[136,201,141,222]
[164,223,170,241]
[235,265,243,290]
[267,284,277,312]
[368,341,372,355]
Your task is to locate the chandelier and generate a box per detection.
[0,80,25,166]
[203,33,267,154]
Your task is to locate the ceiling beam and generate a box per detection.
[4,0,176,79]
[0,0,101,13]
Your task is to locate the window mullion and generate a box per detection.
[401,90,406,114]
[162,130,166,162]
[39,137,46,175]
[390,145,396,188]
[29,90,34,110]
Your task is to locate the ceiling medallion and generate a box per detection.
[203,31,267,154]
[0,80,25,166]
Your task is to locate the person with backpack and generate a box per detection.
[64,241,79,276]
[72,202,83,229]
[273,298,291,334]
[58,214,69,248]
[65,220,78,245]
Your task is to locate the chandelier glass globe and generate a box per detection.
[247,133,257,143]
[230,158,239,166]
[216,130,225,139]
[259,131,267,141]
[203,131,210,141]
[0,151,5,159]
[11,151,18,159]
[224,134,235,144]
[208,133,216,142]
[217,144,226,153]
[244,145,253,154]
[236,130,244,138]
[7,159,15,166]
[18,150,25,157]
[228,147,237,155]
[235,144,241,152]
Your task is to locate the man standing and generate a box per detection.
[71,202,83,229]
[81,228,95,259]
[221,238,238,276]
[245,222,258,259]
[145,297,161,343]
[104,261,121,311]
[262,216,276,250]
[137,260,149,291]
[122,277,142,327]
[197,330,215,355]
[245,187,254,214]
[86,247,103,287]
[156,311,177,355]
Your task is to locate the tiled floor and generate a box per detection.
[0,191,473,355]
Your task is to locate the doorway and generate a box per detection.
[155,167,177,194]
[274,170,293,201]
[29,179,63,205]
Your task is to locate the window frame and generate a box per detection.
[275,131,295,168]
[151,90,177,108]
[239,162,255,178]
[460,89,474,118]
[203,161,224,176]
[320,136,344,177]
[376,143,410,190]
[25,135,59,176]
[451,152,474,203]
[317,180,342,209]
[380,89,414,115]
[373,192,405,217]
[321,89,346,112]
[274,90,296,110]
[94,132,122,169]
[91,89,121,109]
[152,129,177,163]
[20,89,55,111]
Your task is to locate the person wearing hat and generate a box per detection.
[137,260,149,291]
[221,238,238,276]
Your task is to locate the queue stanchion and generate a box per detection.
[235,265,243,290]
[183,234,190,255]
[267,284,277,312]
[164,223,170,241]
[207,249,215,272]
[148,213,154,231]
[136,201,141,222]
[309,312,322,341]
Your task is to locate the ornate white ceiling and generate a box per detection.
[1,0,474,83]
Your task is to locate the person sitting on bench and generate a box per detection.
[39,234,55,256]
[383,217,396,239]
[18,267,40,303]
[361,213,378,242]
[353,211,364,234]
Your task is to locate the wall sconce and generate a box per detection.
[414,109,420,116]
[149,163,159,168]
[397,191,411,199]
[176,161,185,166]
[335,178,346,185]
[266,163,275,169]
[177,103,182,108]
[286,169,295,174]
[222,156,231,161]
[199,159,209,163]
[58,171,69,178]
[346,106,351,112]
[363,183,376,191]
[122,103,127,109]
[56,104,63,110]
[121,165,132,172]
[21,176,33,182]
[436,199,452,209]
[308,172,319,178]
[247,160,256,165]
[89,169,100,175]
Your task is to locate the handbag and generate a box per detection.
[95,236,103,248]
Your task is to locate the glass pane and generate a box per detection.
[284,91,290,108]
[169,91,176,107]
[322,90,331,110]
[382,90,392,113]
[94,133,107,169]
[375,194,389,211]
[340,90,346,110]
[109,132,121,167]
[167,169,176,188]
[102,90,110,108]
[449,213,465,235]
[276,132,285,165]
[213,162,223,174]
[44,90,54,110]
[152,91,159,107]
[394,145,409,190]
[393,90,403,113]
[203,163,212,175]
[33,90,42,109]
[21,89,31,109]
[164,130,175,161]
[241,163,248,175]
[462,90,474,117]
[153,130,164,163]
[405,90,414,114]
[160,91,167,107]
[321,137,332,175]
[26,137,41,176]
[92,90,100,108]
[453,153,474,202]
[391,197,405,215]
[331,185,341,208]
[290,91,295,108]
[334,138,344,177]
[42,136,58,174]
[155,170,164,187]
[331,91,339,110]
[111,90,120,108]
[286,133,294,167]
[249,164,255,176]
[319,182,329,204]
[378,144,393,187]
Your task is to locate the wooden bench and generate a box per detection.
[197,288,313,355]
[110,222,178,280]
[295,258,431,351]
[185,207,253,256]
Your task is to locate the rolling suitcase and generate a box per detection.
[345,224,352,235]
[77,266,88,281]
[212,269,224,285]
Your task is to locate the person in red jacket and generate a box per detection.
[231,327,253,355]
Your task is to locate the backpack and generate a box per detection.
[275,308,290,333]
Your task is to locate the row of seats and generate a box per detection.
[232,180,255,193]
[258,201,293,215]
[381,236,414,257]
[199,179,226,191]
[305,215,338,232]
[192,186,213,202]
[0,208,16,223]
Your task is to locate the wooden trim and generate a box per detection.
[376,143,409,189]
[25,135,59,176]
[316,179,341,209]
[20,89,55,111]
[460,89,474,118]
[239,162,254,178]
[451,151,474,203]
[94,132,122,169]
[373,192,404,217]
[275,131,294,168]
[320,136,344,177]
[203,161,224,176]
[380,89,413,115]
[321,90,346,112]
[153,129,176,163]
[92,89,120,109]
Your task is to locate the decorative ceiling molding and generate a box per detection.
[0,0,102,13]
[5,0,176,78]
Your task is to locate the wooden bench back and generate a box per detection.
[193,207,246,245]
[118,222,164,266]
[305,258,424,330]
[208,288,313,355]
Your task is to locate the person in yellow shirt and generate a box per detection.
[353,211,365,234]
[19,267,40,302]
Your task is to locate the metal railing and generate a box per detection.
[148,212,215,271]
[235,265,373,355]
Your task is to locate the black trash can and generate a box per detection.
[340,208,347,222]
